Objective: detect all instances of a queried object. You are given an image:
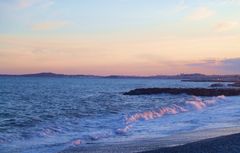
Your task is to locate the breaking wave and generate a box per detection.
[117,96,226,134]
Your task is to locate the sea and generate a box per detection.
[0,77,240,153]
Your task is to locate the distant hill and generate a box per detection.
[0,72,239,82]
[0,72,99,78]
[22,72,65,77]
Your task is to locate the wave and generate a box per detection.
[2,95,226,148]
[118,96,226,134]
[71,139,81,146]
[116,125,133,135]
[125,105,188,124]
[126,96,225,124]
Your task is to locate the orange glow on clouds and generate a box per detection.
[0,34,239,75]
[0,1,240,75]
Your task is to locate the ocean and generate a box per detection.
[0,77,240,153]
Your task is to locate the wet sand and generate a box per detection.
[142,133,240,153]
[59,127,240,153]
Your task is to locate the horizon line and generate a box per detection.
[0,72,240,77]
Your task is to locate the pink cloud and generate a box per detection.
[188,7,215,21]
[17,0,54,9]
[31,21,69,31]
[214,21,239,32]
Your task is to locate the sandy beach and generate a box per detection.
[59,127,240,153]
[143,133,240,153]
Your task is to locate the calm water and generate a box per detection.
[0,77,240,153]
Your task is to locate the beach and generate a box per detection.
[59,127,240,153]
[143,133,240,153]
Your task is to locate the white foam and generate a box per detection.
[125,105,188,124]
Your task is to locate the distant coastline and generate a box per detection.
[0,72,240,82]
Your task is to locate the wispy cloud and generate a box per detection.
[31,21,69,31]
[17,0,54,9]
[214,21,239,32]
[175,0,188,12]
[187,58,240,74]
[217,0,240,5]
[188,7,215,21]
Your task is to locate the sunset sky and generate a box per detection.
[0,0,240,75]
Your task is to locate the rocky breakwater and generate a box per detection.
[228,82,240,87]
[123,88,240,96]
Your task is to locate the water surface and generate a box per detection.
[0,77,239,153]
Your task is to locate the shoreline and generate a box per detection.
[142,132,240,153]
[59,126,240,153]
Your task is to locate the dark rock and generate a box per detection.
[182,79,237,82]
[228,82,240,87]
[209,83,225,88]
[123,88,240,96]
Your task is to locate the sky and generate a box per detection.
[0,0,240,75]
